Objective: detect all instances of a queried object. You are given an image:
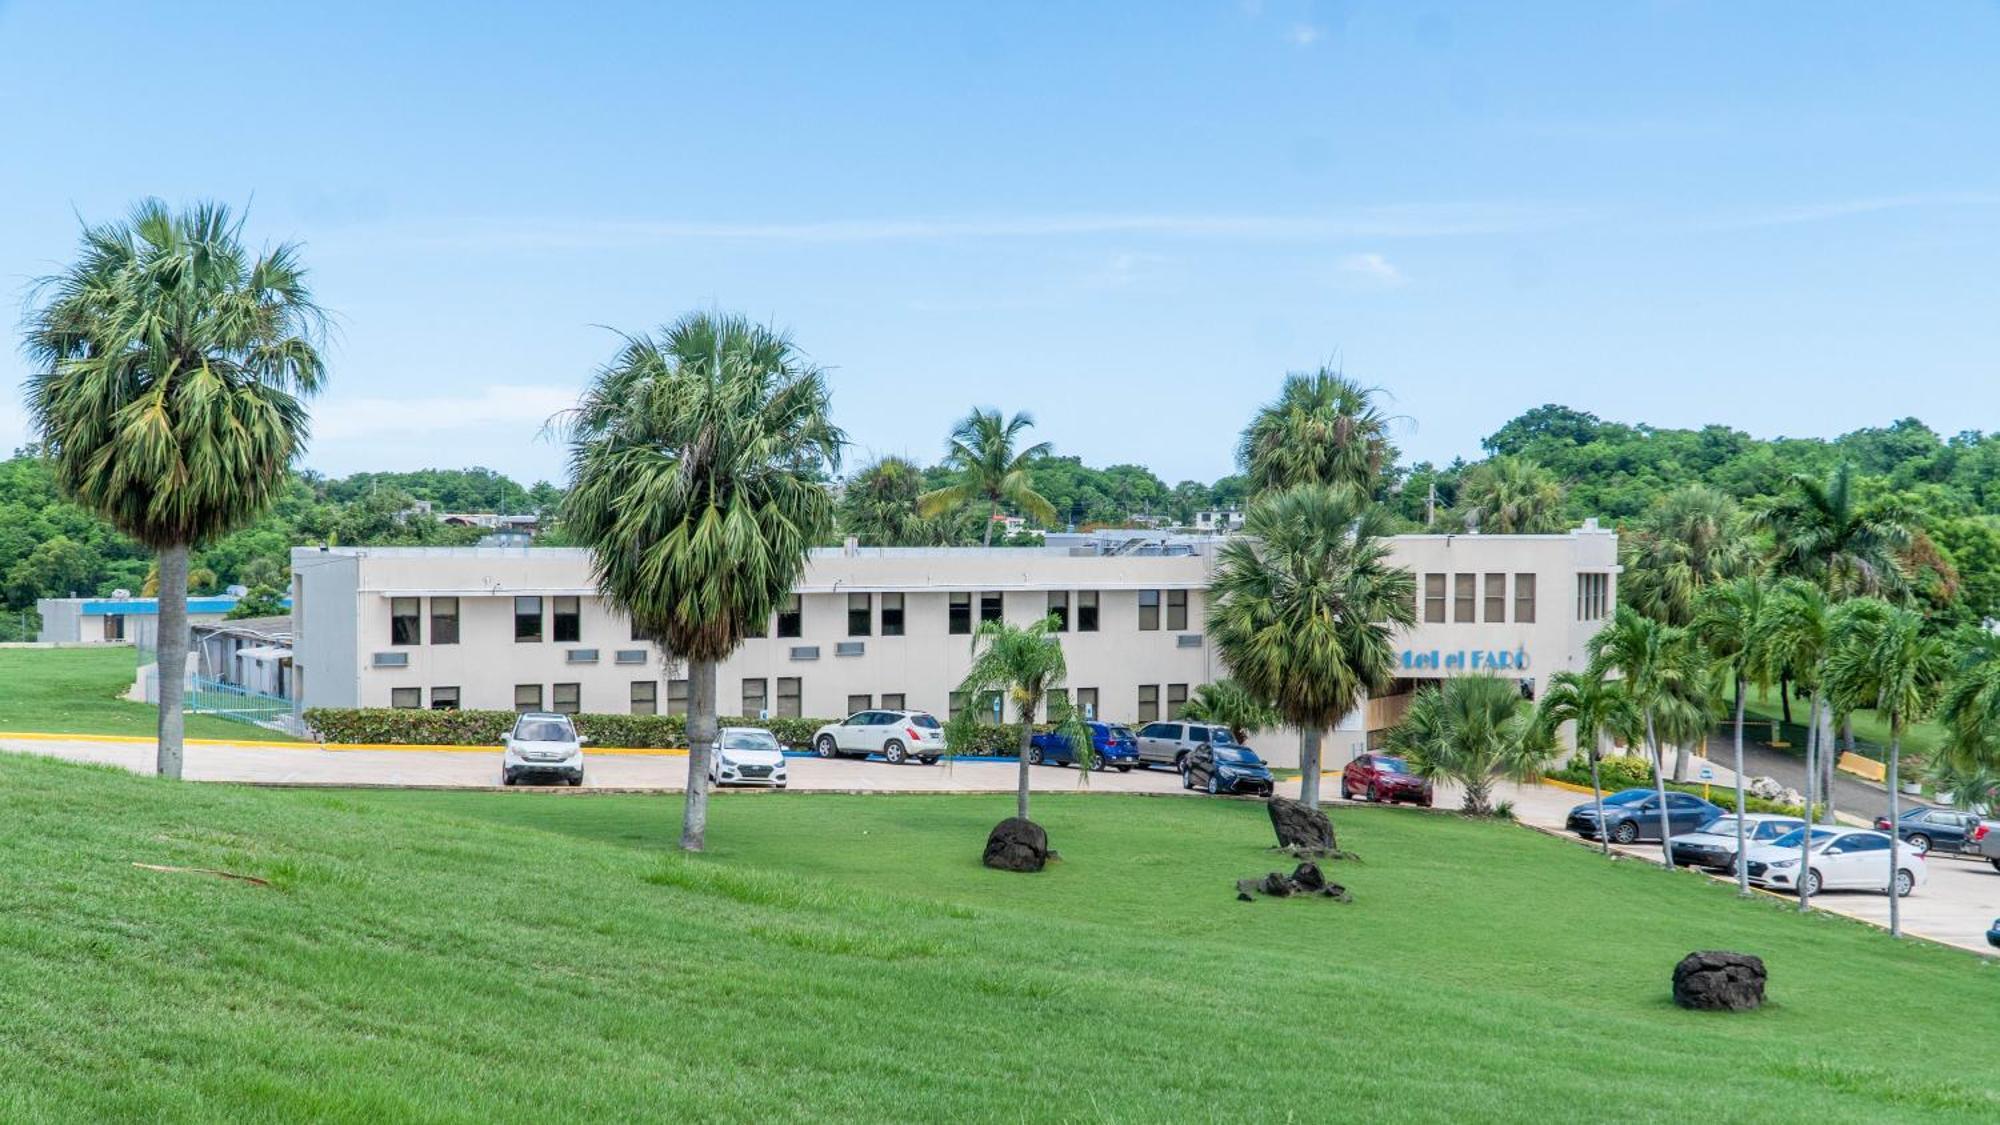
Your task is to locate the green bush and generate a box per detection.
[1549,756,1816,818]
[301,708,1022,755]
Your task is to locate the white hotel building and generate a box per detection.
[290,526,1617,767]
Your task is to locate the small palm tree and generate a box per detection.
[1207,484,1415,806]
[560,311,843,852]
[1538,670,1642,856]
[1587,607,1708,867]
[1623,485,1749,626]
[1451,455,1567,535]
[1181,679,1281,743]
[1237,368,1395,494]
[945,615,1087,823]
[1693,575,1774,892]
[1754,461,1914,598]
[1390,675,1558,815]
[23,199,328,779]
[918,408,1057,546]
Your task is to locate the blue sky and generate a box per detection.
[4,2,1998,488]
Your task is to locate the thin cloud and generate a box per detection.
[314,383,576,442]
[1338,252,1408,287]
[1709,192,2000,230]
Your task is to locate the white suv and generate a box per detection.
[503,712,586,786]
[810,710,946,764]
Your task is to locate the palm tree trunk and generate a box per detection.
[1646,713,1672,869]
[1820,707,1838,824]
[1671,736,1691,784]
[1800,693,1820,913]
[154,543,190,780]
[1780,674,1793,726]
[1016,713,1034,821]
[680,657,718,852]
[1733,676,1749,895]
[1588,736,1609,858]
[982,501,997,547]
[1463,776,1492,816]
[1887,720,1903,939]
[1299,727,1323,807]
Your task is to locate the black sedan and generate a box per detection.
[1182,744,1274,796]
[1565,788,1722,844]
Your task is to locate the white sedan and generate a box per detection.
[1744,826,1928,898]
[708,727,789,788]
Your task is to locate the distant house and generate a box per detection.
[1191,508,1245,534]
[36,592,293,649]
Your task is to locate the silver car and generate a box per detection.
[1134,721,1245,771]
[810,710,946,764]
[709,726,789,788]
[502,712,586,786]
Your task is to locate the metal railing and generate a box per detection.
[187,675,292,728]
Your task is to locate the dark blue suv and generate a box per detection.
[1028,721,1138,772]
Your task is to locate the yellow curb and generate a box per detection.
[0,731,686,756]
[1542,777,1600,796]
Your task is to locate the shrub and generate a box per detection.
[302,708,1024,755]
[1549,757,1816,818]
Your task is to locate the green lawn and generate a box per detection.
[4,754,1998,1121]
[0,646,297,741]
[1737,682,1945,761]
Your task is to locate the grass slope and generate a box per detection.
[4,753,1998,1122]
[0,646,297,741]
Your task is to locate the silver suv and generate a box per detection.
[1134,721,1245,771]
[503,712,587,786]
[810,710,946,764]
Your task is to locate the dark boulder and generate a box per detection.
[1235,861,1351,902]
[1289,861,1326,892]
[1258,872,1295,897]
[982,817,1050,873]
[1267,796,1336,854]
[1672,951,1766,1011]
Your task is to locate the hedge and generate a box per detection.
[302,707,1029,755]
[1550,757,1818,819]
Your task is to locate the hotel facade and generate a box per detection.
[290,526,1617,767]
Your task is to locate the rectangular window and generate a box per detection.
[1046,687,1069,719]
[949,592,972,635]
[1484,575,1506,623]
[1515,573,1537,624]
[552,683,580,715]
[390,598,421,646]
[1137,684,1160,723]
[775,593,802,639]
[1139,590,1160,631]
[1577,573,1608,621]
[881,693,905,711]
[847,693,872,715]
[1167,683,1189,719]
[1075,687,1098,720]
[514,684,542,713]
[742,678,768,717]
[430,686,459,711]
[630,680,657,715]
[1454,574,1476,623]
[390,687,421,709]
[1423,574,1447,623]
[514,596,543,642]
[668,678,689,717]
[1077,591,1099,632]
[949,691,968,721]
[1167,589,1188,631]
[881,593,904,636]
[553,596,581,643]
[848,592,871,636]
[1047,590,1069,631]
[430,597,459,645]
[776,678,801,718]
[979,591,1003,625]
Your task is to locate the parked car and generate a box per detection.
[1988,917,2000,949]
[1870,806,1999,856]
[1028,721,1138,771]
[1339,753,1432,806]
[709,726,788,788]
[1564,788,1721,844]
[1135,721,1250,770]
[1181,744,1275,796]
[1668,813,1805,871]
[1744,826,1926,897]
[810,710,945,764]
[1967,818,2000,873]
[502,712,586,786]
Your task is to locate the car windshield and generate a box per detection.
[514,720,572,742]
[722,731,780,751]
[1770,827,1841,849]
[1110,726,1135,741]
[1374,756,1412,774]
[1206,728,1238,746]
[1214,747,1262,765]
[907,713,941,729]
[1704,817,1741,836]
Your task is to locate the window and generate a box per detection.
[553,596,581,642]
[1046,687,1069,718]
[847,693,872,715]
[847,592,871,636]
[391,598,421,646]
[1077,591,1099,632]
[514,684,542,713]
[1138,684,1160,723]
[1423,574,1446,623]
[881,593,904,636]
[1846,833,1889,852]
[1576,573,1608,621]
[775,594,802,638]
[1484,575,1506,623]
[391,687,421,709]
[104,615,125,641]
[630,681,657,715]
[741,678,768,717]
[1167,589,1188,631]
[881,693,905,711]
[1167,683,1188,719]
[1047,590,1069,631]
[668,678,689,716]
[1515,573,1537,623]
[1139,590,1160,631]
[776,678,802,718]
[1453,574,1476,623]
[949,592,972,635]
[430,686,459,711]
[949,691,968,721]
[1075,687,1098,719]
[979,591,1003,624]
[514,596,543,642]
[552,683,580,715]
[431,597,459,645]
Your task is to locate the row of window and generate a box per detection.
[389,681,1207,724]
[1420,573,1538,625]
[389,596,586,646]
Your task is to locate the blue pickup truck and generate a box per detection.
[1027,721,1139,772]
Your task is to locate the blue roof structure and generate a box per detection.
[76,596,291,617]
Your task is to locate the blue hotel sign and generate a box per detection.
[1401,646,1530,673]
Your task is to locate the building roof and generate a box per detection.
[51,595,293,617]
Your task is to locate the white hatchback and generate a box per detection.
[1744,826,1927,898]
[810,710,946,765]
[502,712,587,787]
[709,727,789,789]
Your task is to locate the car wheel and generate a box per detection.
[568,773,583,788]
[1894,869,1916,897]
[1991,858,2000,874]
[1175,751,1189,773]
[815,736,839,759]
[1206,773,1219,796]
[1907,833,1932,855]
[1028,747,1044,765]
[1115,764,1132,773]
[1611,820,1639,845]
[501,769,515,787]
[884,740,908,765]
[919,756,939,766]
[1340,782,1354,800]
[1366,783,1379,803]
[1090,755,1107,772]
[1802,869,1822,897]
[1181,768,1194,791]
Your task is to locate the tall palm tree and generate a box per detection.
[1587,607,1707,867]
[1181,679,1281,743]
[840,455,954,546]
[945,615,1088,823]
[1451,455,1567,535]
[1693,575,1774,892]
[22,199,327,780]
[1937,632,2000,783]
[1825,603,1949,938]
[1765,579,1835,850]
[1390,675,1558,815]
[1754,461,1914,598]
[1538,670,1642,856]
[560,311,842,852]
[1207,484,1415,806]
[1237,368,1395,495]
[917,408,1057,546]
[1623,485,1749,626]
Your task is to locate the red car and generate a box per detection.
[1340,753,1433,806]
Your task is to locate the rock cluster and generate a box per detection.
[1671,950,1766,1011]
[1235,861,1350,902]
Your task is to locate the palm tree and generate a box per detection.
[1451,455,1567,535]
[1181,679,1281,743]
[1764,579,1835,846]
[1587,608,1707,867]
[23,199,327,780]
[945,615,1088,823]
[840,456,959,546]
[1390,675,1558,815]
[1825,603,1949,938]
[1237,368,1394,495]
[1623,485,1749,626]
[559,311,842,852]
[917,408,1057,546]
[1937,632,2000,786]
[1207,484,1415,806]
[1693,575,1774,892]
[1755,461,1915,598]
[1538,670,1642,857]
